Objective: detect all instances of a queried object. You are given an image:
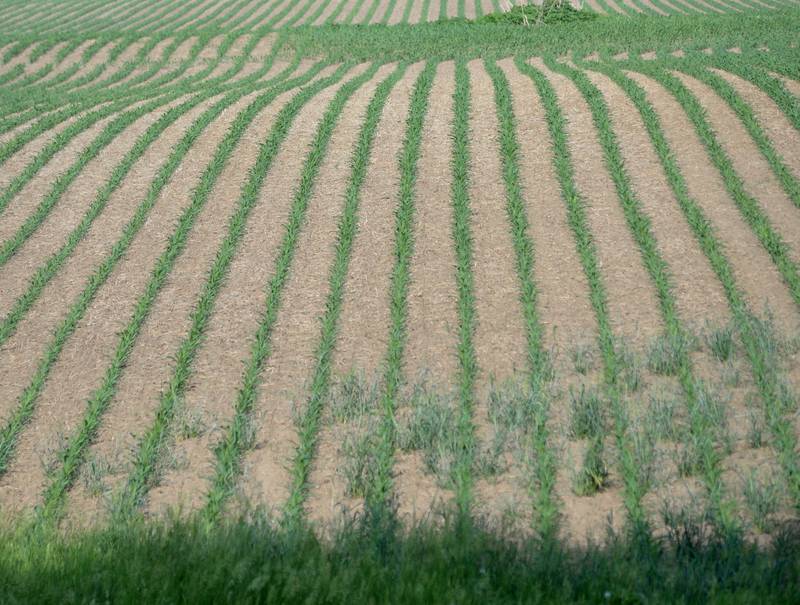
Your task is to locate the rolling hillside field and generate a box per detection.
[0,0,799,602]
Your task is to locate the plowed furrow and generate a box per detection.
[469,59,527,387]
[0,109,128,252]
[142,64,356,516]
[393,60,459,519]
[69,39,146,93]
[0,93,244,516]
[466,59,531,524]
[62,85,299,524]
[57,41,116,89]
[775,73,800,97]
[500,58,596,354]
[386,0,407,23]
[238,0,284,28]
[533,58,663,346]
[314,0,345,24]
[585,68,729,327]
[82,63,341,521]
[710,68,800,184]
[626,70,800,330]
[306,61,425,524]
[35,41,94,86]
[0,97,188,289]
[672,71,800,261]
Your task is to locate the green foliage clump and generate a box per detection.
[474,1,598,26]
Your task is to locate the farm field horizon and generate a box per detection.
[0,0,799,601]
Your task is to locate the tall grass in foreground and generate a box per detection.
[0,510,797,604]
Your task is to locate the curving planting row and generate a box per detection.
[0,38,798,542]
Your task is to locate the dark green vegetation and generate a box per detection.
[0,511,798,604]
[1,1,799,602]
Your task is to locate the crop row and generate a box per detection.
[3,0,798,36]
[0,49,797,537]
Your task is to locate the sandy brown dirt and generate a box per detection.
[62,88,278,524]
[273,0,312,28]
[234,36,277,79]
[672,70,800,263]
[179,36,224,81]
[17,42,69,80]
[395,60,459,519]
[465,59,530,526]
[307,63,425,525]
[314,0,346,24]
[408,0,425,23]
[0,94,225,516]
[224,36,261,76]
[215,0,260,28]
[164,0,220,32]
[387,0,408,24]
[463,0,478,19]
[141,63,355,516]
[426,0,440,22]
[0,110,93,194]
[327,65,425,375]
[0,107,132,258]
[0,42,35,74]
[253,57,305,87]
[239,0,284,28]
[109,37,178,89]
[36,41,93,85]
[0,97,187,318]
[710,68,800,182]
[500,58,597,355]
[776,74,800,98]
[468,60,528,386]
[352,0,378,24]
[626,70,800,332]
[71,39,147,93]
[334,0,361,22]
[445,0,460,18]
[190,0,244,29]
[370,0,393,23]
[235,63,396,517]
[585,68,730,328]
[501,55,602,439]
[403,62,458,382]
[84,0,144,25]
[532,58,664,347]
[59,41,115,87]
[0,42,15,66]
[264,0,298,26]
